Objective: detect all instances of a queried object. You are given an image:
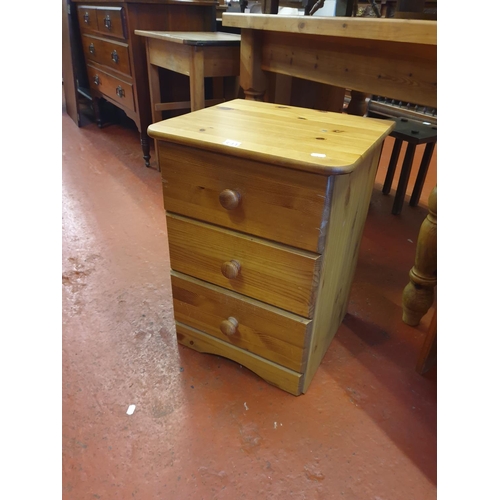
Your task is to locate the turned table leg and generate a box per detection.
[402,186,437,326]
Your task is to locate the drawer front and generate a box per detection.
[160,143,331,253]
[171,272,312,372]
[78,6,98,32]
[176,322,303,396]
[96,7,126,40]
[88,64,134,111]
[83,35,131,76]
[167,214,321,318]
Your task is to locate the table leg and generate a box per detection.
[146,41,163,170]
[410,142,436,207]
[240,29,267,101]
[402,186,437,326]
[346,90,371,117]
[382,138,403,195]
[189,47,205,112]
[148,72,163,124]
[392,142,416,215]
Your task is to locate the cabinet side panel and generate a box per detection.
[303,143,383,392]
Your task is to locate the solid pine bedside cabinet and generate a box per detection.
[148,99,394,395]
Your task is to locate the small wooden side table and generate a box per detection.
[135,31,241,116]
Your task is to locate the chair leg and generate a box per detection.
[392,142,416,215]
[383,138,403,195]
[410,141,436,207]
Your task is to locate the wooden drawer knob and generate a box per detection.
[219,189,241,210]
[220,317,239,336]
[221,259,240,279]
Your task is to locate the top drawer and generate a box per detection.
[78,5,126,40]
[159,142,332,254]
[96,7,126,40]
[78,6,98,32]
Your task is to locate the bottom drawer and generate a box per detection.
[87,63,134,111]
[176,322,303,396]
[172,271,311,372]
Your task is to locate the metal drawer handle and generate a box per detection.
[220,317,239,337]
[93,75,100,86]
[89,43,95,55]
[111,50,119,63]
[104,15,111,29]
[83,11,90,24]
[116,86,125,98]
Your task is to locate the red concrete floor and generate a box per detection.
[62,97,437,499]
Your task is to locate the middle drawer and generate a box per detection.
[167,214,322,318]
[83,34,131,76]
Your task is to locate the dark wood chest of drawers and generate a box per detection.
[73,0,217,166]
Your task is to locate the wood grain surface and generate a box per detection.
[148,99,394,174]
[171,271,312,372]
[222,13,437,45]
[166,214,321,318]
[261,31,436,109]
[135,30,240,45]
[159,142,332,253]
[304,144,383,391]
